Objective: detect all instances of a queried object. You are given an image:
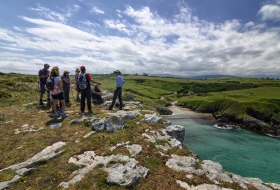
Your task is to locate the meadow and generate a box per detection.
[1,73,280,122]
[0,72,279,189]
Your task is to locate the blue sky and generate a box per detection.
[0,0,280,77]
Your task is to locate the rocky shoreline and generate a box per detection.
[174,103,280,138]
[1,99,280,189]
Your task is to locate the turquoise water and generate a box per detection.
[168,117,280,184]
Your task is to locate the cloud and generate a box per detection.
[65,4,81,17]
[245,21,255,28]
[104,19,130,34]
[29,4,80,23]
[0,3,280,77]
[29,5,67,23]
[258,4,280,21]
[90,7,105,14]
[79,20,99,27]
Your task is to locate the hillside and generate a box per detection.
[0,73,280,189]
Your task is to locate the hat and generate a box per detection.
[44,63,50,67]
[64,70,70,74]
[80,66,85,69]
[114,70,121,74]
[75,68,80,72]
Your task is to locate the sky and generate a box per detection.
[0,0,280,77]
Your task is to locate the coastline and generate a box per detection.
[164,104,280,186]
[165,104,215,121]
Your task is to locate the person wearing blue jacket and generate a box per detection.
[108,70,125,110]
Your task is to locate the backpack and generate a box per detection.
[46,77,55,90]
[78,73,88,89]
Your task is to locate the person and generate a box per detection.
[74,68,81,102]
[91,84,104,105]
[61,70,71,104]
[38,63,51,106]
[45,67,68,118]
[108,70,125,110]
[78,66,101,114]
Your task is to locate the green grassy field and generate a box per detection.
[1,73,280,120]
[0,72,279,189]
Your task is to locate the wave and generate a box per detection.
[213,124,240,130]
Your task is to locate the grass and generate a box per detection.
[0,72,279,189]
[177,86,280,121]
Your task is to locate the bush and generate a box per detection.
[0,90,12,99]
[4,81,16,86]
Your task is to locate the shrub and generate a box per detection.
[4,81,16,86]
[0,90,12,99]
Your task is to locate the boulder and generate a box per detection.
[165,125,185,143]
[92,121,105,132]
[243,118,275,134]
[156,107,173,115]
[140,114,163,124]
[60,152,148,188]
[114,110,140,120]
[166,154,197,172]
[107,115,124,130]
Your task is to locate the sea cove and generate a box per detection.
[164,106,280,184]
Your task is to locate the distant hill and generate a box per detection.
[150,73,280,79]
[149,74,238,79]
[188,75,238,79]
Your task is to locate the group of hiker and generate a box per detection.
[38,63,125,118]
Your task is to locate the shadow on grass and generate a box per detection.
[36,104,52,111]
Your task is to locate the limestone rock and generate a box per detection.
[60,152,148,188]
[140,114,163,124]
[70,116,87,124]
[103,160,148,187]
[165,125,185,143]
[105,121,116,132]
[166,154,197,172]
[107,115,124,130]
[125,144,142,156]
[49,123,62,129]
[176,180,191,189]
[114,110,141,120]
[156,107,173,115]
[83,131,97,138]
[165,120,172,126]
[92,121,105,132]
[0,142,66,190]
[207,173,233,184]
[201,160,223,174]
[1,142,66,172]
[0,175,21,190]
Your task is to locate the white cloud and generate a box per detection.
[104,20,130,34]
[245,21,255,28]
[65,4,81,17]
[13,26,23,31]
[90,7,104,14]
[0,3,280,77]
[258,4,280,21]
[79,20,98,27]
[29,4,80,23]
[29,5,67,23]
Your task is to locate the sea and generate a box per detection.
[163,109,280,184]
